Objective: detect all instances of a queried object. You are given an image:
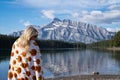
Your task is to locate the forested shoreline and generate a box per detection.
[0,31,120,50]
[0,34,86,50]
[87,31,120,49]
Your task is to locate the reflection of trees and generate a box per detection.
[0,50,10,63]
[41,48,76,53]
[42,49,112,76]
[111,51,120,66]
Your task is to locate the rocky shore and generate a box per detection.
[45,75,120,80]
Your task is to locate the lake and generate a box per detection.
[0,49,120,80]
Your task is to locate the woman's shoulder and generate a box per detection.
[12,38,20,48]
[30,40,39,46]
[29,40,40,51]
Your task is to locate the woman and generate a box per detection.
[8,26,44,80]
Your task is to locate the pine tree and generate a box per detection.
[112,31,120,47]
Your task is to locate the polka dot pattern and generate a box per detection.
[16,50,19,54]
[11,52,14,57]
[22,52,26,57]
[30,49,37,56]
[36,59,40,64]
[32,75,36,80]
[12,67,14,71]
[12,60,16,65]
[27,57,31,62]
[18,56,22,62]
[14,73,17,78]
[17,67,22,74]
[8,72,13,79]
[8,40,43,80]
[26,71,31,76]
[21,63,28,68]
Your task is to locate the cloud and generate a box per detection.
[19,20,31,26]
[6,0,120,25]
[108,4,120,10]
[5,0,120,11]
[41,10,55,19]
[5,0,112,9]
[71,12,80,18]
[107,28,120,32]
[107,0,120,4]
[81,10,120,24]
[23,21,31,26]
[98,0,108,4]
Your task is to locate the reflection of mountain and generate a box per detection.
[42,49,120,76]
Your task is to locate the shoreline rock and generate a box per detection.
[45,75,120,80]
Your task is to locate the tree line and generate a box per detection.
[87,31,120,48]
[0,34,17,49]
[0,34,86,49]
[1,31,120,50]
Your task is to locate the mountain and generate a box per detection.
[10,18,115,43]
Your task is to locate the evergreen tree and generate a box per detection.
[112,31,120,47]
[0,34,86,49]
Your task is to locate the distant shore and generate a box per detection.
[45,75,120,80]
[107,47,120,51]
[89,47,120,51]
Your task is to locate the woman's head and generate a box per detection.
[17,25,38,50]
[22,25,38,41]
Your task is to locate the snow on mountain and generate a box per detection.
[10,18,115,43]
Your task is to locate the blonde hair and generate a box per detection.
[17,25,38,51]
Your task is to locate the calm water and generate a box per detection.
[0,49,120,79]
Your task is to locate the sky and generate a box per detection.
[0,0,120,34]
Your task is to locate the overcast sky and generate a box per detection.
[0,0,120,34]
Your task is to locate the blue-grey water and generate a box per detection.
[0,49,120,80]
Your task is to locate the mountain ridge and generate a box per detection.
[10,18,115,43]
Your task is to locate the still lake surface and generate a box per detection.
[0,49,120,79]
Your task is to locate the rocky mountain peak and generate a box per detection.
[10,18,115,43]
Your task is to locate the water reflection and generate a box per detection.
[0,49,120,79]
[0,61,9,80]
[0,50,10,80]
[111,50,120,67]
[42,49,120,77]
